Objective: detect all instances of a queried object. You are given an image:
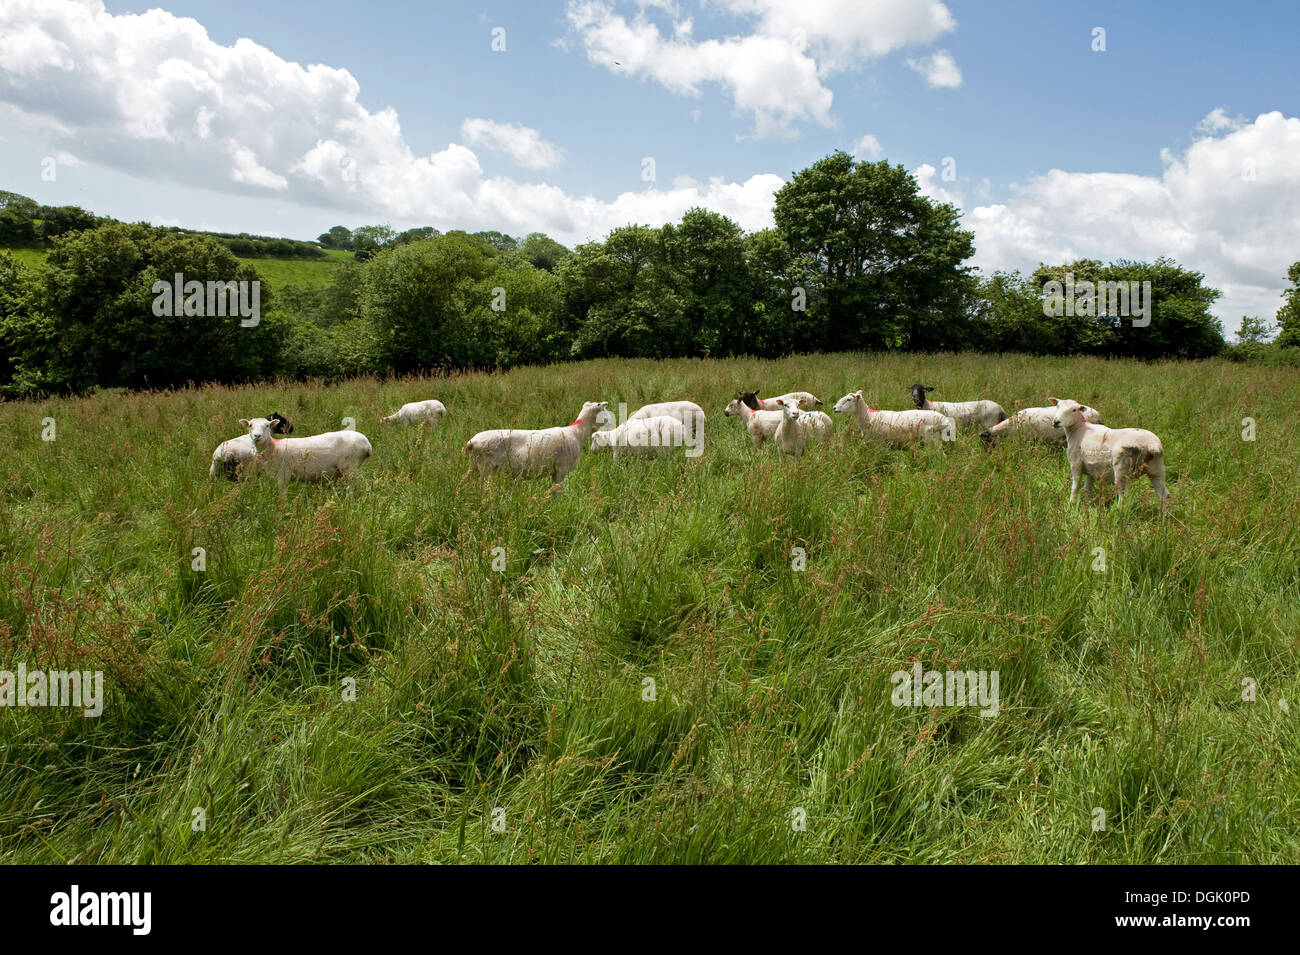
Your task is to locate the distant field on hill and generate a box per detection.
[235,248,353,289]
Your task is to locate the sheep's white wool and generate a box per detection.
[834,392,953,447]
[210,434,257,480]
[800,409,834,440]
[774,401,809,456]
[1053,398,1168,504]
[723,397,784,449]
[464,401,607,485]
[982,399,1101,447]
[757,391,822,412]
[626,400,705,453]
[910,385,1006,429]
[240,418,373,488]
[590,415,685,457]
[382,399,447,427]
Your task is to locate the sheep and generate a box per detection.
[908,383,1006,429]
[209,411,293,480]
[627,400,705,453]
[773,401,809,457]
[833,391,954,447]
[981,398,1102,449]
[590,415,685,457]
[723,395,784,449]
[800,409,834,441]
[1053,398,1169,505]
[381,399,447,428]
[739,390,822,412]
[238,417,372,488]
[464,401,607,486]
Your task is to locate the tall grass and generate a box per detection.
[1,352,1296,863]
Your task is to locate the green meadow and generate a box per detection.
[1,350,1296,863]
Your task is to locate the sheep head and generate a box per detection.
[1052,399,1088,432]
[240,416,278,450]
[832,392,864,414]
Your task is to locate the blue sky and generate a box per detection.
[1,0,1297,329]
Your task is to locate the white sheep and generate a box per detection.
[1053,398,1169,504]
[627,400,705,453]
[774,401,809,457]
[381,399,447,428]
[723,396,784,449]
[834,391,954,447]
[981,398,1101,448]
[239,417,373,488]
[740,390,822,412]
[590,415,685,457]
[908,383,1006,429]
[209,412,293,480]
[209,435,257,481]
[800,409,834,441]
[464,401,607,486]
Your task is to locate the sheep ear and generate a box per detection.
[239,418,251,428]
[1048,397,1059,405]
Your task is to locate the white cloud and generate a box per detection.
[0,0,782,245]
[851,134,883,160]
[906,49,961,88]
[460,118,564,170]
[564,0,958,137]
[959,110,1300,323]
[913,162,961,207]
[1196,107,1242,134]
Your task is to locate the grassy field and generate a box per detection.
[1,351,1296,863]
[235,248,352,289]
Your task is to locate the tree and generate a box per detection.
[773,152,977,350]
[393,226,440,246]
[0,252,54,394]
[518,232,571,272]
[744,228,823,356]
[1276,262,1300,347]
[318,226,355,250]
[352,225,397,261]
[658,208,752,356]
[36,205,98,239]
[38,224,278,391]
[1236,315,1271,345]
[362,233,496,371]
[474,230,518,252]
[561,224,675,358]
[1032,257,1224,359]
[972,270,1065,355]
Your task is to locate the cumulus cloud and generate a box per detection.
[564,0,958,136]
[955,110,1300,323]
[851,134,883,160]
[0,0,782,245]
[906,49,962,88]
[460,118,564,170]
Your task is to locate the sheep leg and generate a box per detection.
[1113,461,1131,504]
[1069,469,1081,503]
[1147,457,1169,502]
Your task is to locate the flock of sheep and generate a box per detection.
[210,383,1171,505]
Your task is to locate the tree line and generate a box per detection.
[3,151,1295,396]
